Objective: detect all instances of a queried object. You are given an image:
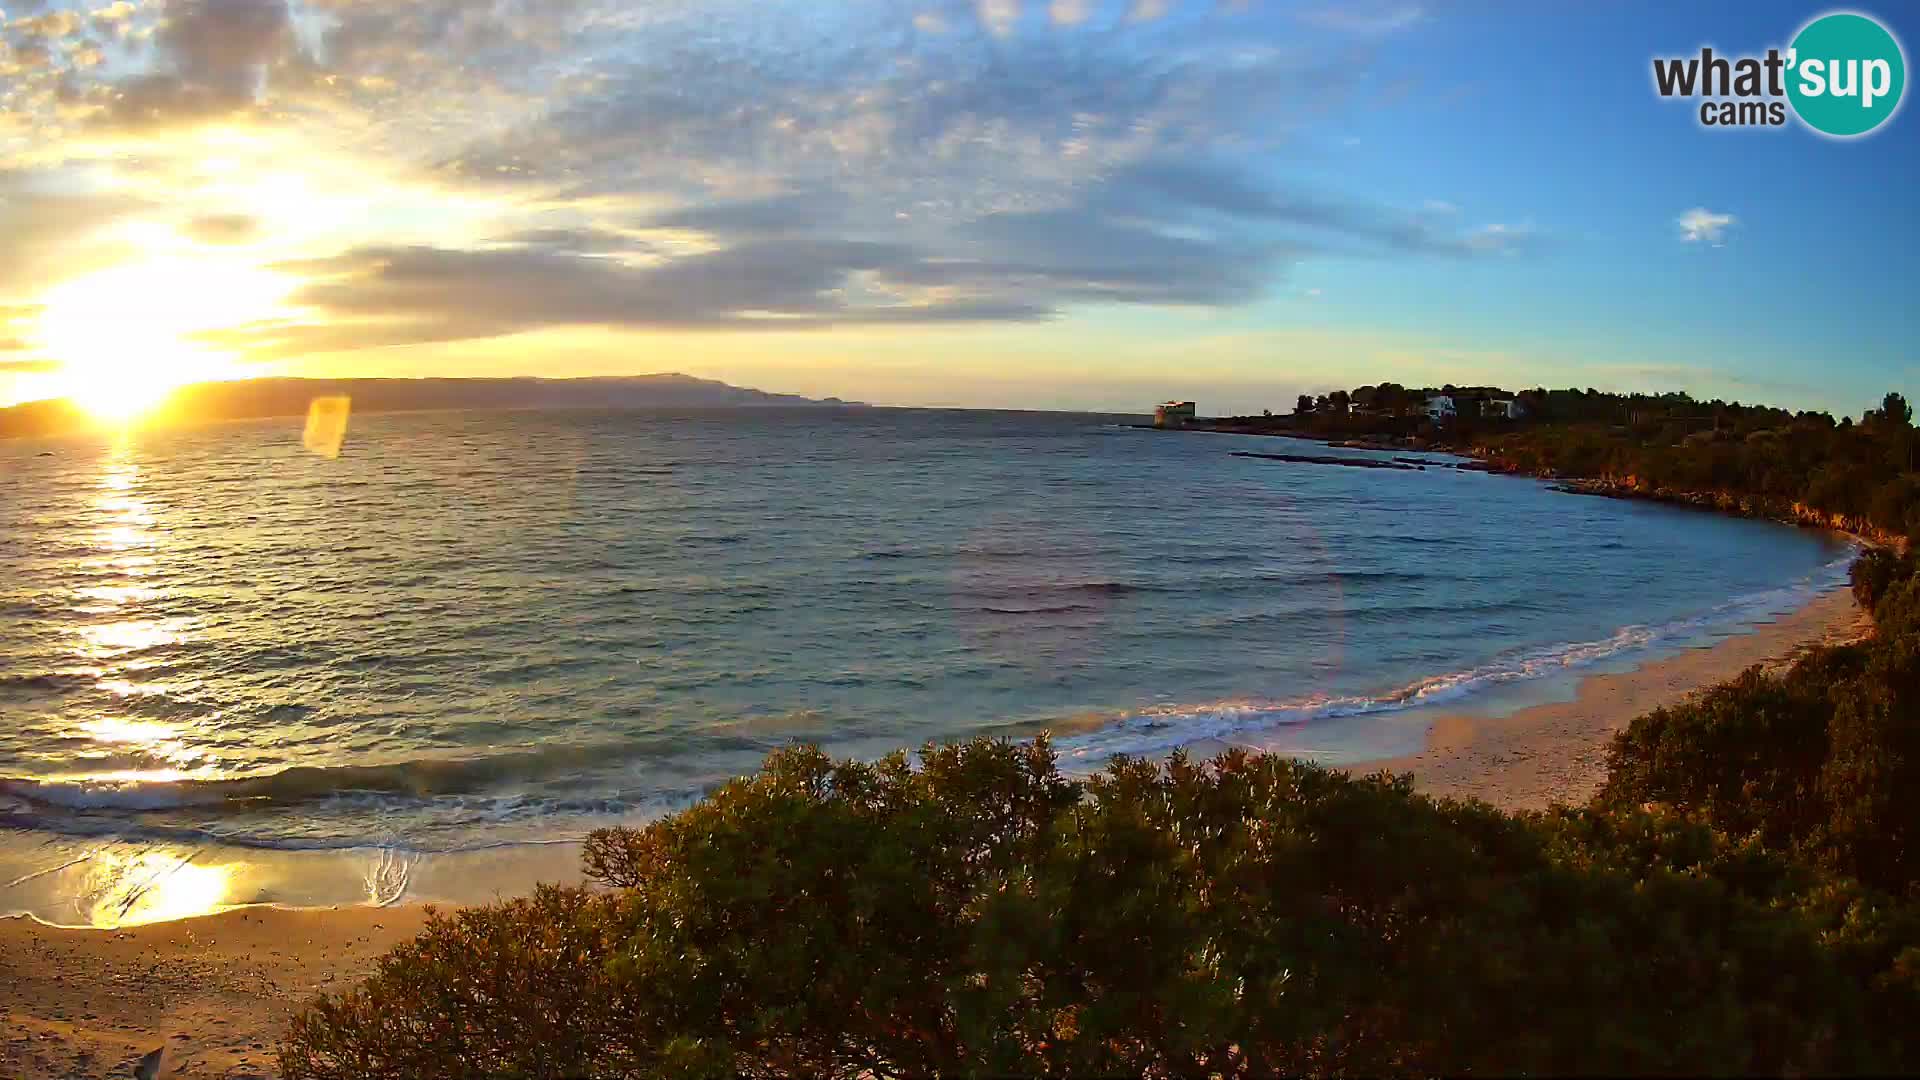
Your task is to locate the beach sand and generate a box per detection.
[2,905,428,1079]
[1355,587,1871,811]
[0,588,1871,1078]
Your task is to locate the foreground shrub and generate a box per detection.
[1851,546,1916,610]
[284,739,1912,1078]
[1599,556,1920,898]
[280,886,636,1079]
[1594,649,1859,850]
[1819,634,1920,895]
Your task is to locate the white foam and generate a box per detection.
[0,777,228,811]
[1054,547,1857,762]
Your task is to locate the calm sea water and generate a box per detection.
[0,407,1851,858]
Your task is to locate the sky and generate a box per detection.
[0,0,1914,417]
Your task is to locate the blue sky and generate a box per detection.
[0,0,1913,416]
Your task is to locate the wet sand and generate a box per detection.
[0,588,1871,1078]
[1354,587,1870,811]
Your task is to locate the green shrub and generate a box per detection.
[284,740,1912,1078]
[1594,656,1849,848]
[1852,546,1917,610]
[279,885,638,1079]
[1818,635,1920,896]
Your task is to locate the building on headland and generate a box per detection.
[1480,397,1526,420]
[1425,394,1456,421]
[1155,401,1197,428]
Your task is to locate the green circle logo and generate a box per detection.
[1787,12,1906,137]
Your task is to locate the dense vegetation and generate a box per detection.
[282,391,1920,1078]
[1598,545,1920,897]
[282,738,1920,1078]
[1243,386,1920,542]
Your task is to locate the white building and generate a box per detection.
[1425,394,1456,421]
[1481,397,1525,420]
[1154,401,1197,428]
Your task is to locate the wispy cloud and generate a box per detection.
[1678,207,1737,246]
[1296,3,1425,35]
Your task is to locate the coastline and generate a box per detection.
[1155,420,1911,551]
[1349,585,1870,811]
[3,583,1873,1079]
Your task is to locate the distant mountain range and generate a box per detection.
[0,375,866,439]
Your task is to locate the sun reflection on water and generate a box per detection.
[69,445,192,660]
[77,717,178,743]
[81,850,239,927]
[54,442,219,785]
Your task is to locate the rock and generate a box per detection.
[1230,450,1424,472]
[133,1046,164,1080]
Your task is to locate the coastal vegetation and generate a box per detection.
[281,391,1920,1078]
[1238,385,1920,542]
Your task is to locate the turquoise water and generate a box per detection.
[0,407,1851,864]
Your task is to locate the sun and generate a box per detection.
[64,368,191,422]
[34,258,293,423]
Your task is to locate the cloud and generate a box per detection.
[0,170,148,293]
[1296,3,1425,35]
[1,0,1556,369]
[0,308,52,371]
[1103,159,1547,258]
[1049,0,1092,26]
[1463,222,1538,255]
[183,213,260,244]
[208,236,1052,356]
[91,0,303,130]
[216,153,1545,359]
[435,2,1378,216]
[1678,207,1736,246]
[978,0,1021,37]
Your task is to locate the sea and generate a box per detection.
[0,407,1854,924]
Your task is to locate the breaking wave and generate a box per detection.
[1052,548,1856,761]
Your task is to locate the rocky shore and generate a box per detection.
[1525,474,1907,549]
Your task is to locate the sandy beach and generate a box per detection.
[2,906,428,1079]
[1357,587,1871,811]
[0,586,1871,1079]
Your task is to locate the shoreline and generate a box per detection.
[1349,585,1869,811]
[0,582,1871,1078]
[1156,420,1908,552]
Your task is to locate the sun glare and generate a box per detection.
[34,259,293,423]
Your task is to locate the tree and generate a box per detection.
[1295,394,1314,415]
[1881,392,1912,428]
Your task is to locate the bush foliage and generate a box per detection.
[287,736,1920,1078]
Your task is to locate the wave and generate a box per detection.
[0,740,656,814]
[0,672,100,694]
[978,603,1100,615]
[950,569,1431,603]
[1050,547,1857,761]
[0,804,641,855]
